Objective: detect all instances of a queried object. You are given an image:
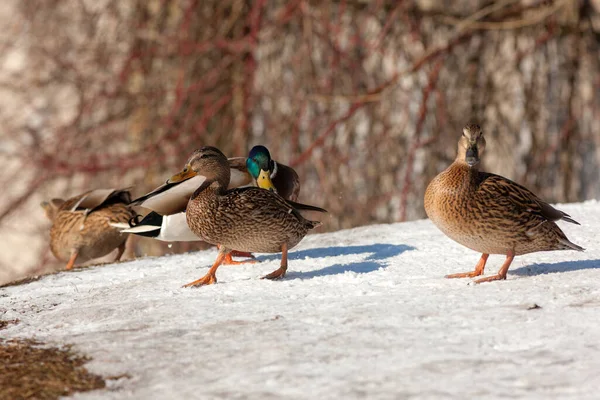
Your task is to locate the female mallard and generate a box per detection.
[170,146,323,287]
[125,145,314,264]
[424,124,584,283]
[41,188,134,270]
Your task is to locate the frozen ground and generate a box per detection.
[1,201,600,399]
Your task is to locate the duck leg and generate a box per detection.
[261,243,288,280]
[223,250,257,265]
[230,250,255,259]
[216,244,256,265]
[183,249,228,288]
[65,251,79,271]
[446,254,489,279]
[113,242,126,262]
[474,252,515,284]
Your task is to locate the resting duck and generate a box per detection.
[424,124,584,283]
[41,188,134,270]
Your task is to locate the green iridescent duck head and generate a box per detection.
[246,145,277,192]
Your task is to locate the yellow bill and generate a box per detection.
[257,169,276,192]
[167,164,197,184]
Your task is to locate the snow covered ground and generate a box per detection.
[2,201,600,399]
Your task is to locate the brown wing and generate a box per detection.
[59,188,131,215]
[227,157,253,188]
[477,172,579,224]
[224,186,318,228]
[271,162,300,201]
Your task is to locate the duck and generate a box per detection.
[166,146,323,287]
[41,188,135,270]
[424,124,584,283]
[125,145,316,264]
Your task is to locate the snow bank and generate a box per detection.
[1,201,599,399]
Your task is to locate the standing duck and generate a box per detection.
[168,146,323,287]
[424,124,584,283]
[41,188,134,270]
[125,145,314,264]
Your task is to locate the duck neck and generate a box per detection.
[449,160,480,190]
[191,179,227,201]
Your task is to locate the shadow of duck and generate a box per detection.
[511,259,600,277]
[254,243,414,279]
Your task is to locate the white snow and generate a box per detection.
[2,201,600,399]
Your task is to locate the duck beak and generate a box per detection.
[465,146,479,167]
[257,169,277,192]
[167,164,197,184]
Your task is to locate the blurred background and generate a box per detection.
[1,0,599,285]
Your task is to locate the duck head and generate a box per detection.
[246,145,276,192]
[40,199,64,221]
[168,146,231,188]
[457,124,486,167]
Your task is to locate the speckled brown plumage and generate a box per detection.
[424,124,583,283]
[187,185,317,254]
[180,146,323,287]
[42,189,134,270]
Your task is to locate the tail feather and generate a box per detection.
[558,237,584,252]
[108,222,132,230]
[306,220,322,230]
[561,214,580,225]
[119,211,163,238]
[286,200,327,214]
[121,225,161,237]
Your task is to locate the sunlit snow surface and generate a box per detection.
[2,201,600,399]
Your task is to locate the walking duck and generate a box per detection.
[126,145,315,264]
[424,124,583,283]
[166,146,323,287]
[41,188,134,270]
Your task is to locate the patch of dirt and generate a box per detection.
[0,274,47,288]
[0,338,106,400]
[0,319,19,330]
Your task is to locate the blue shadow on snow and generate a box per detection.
[511,259,600,277]
[254,243,414,279]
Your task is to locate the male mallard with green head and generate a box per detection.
[169,146,323,287]
[41,188,134,270]
[424,124,584,283]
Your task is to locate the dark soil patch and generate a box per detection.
[0,319,19,330]
[0,274,47,288]
[0,338,106,400]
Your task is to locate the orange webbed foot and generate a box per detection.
[474,274,507,284]
[261,266,287,280]
[445,271,483,279]
[445,254,489,279]
[182,273,217,288]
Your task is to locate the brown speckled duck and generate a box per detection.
[41,188,134,270]
[424,124,584,283]
[172,146,324,287]
[126,145,307,265]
